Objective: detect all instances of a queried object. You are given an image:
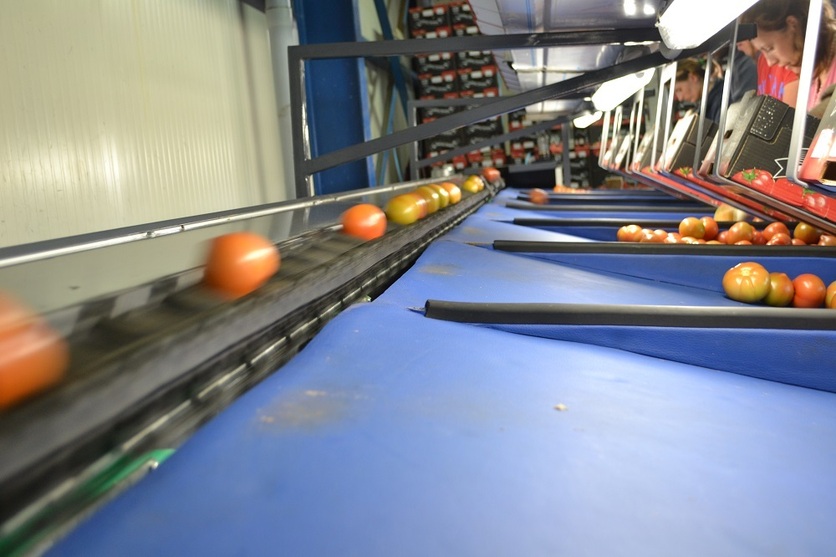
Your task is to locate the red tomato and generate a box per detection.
[826,281,836,308]
[439,182,462,204]
[385,194,423,225]
[762,222,790,241]
[766,233,792,245]
[722,262,771,302]
[482,167,501,183]
[818,234,836,246]
[679,217,705,239]
[700,217,719,241]
[640,229,668,243]
[0,294,69,409]
[529,188,549,205]
[726,222,755,244]
[792,238,807,246]
[792,274,827,307]
[204,232,280,299]
[666,232,683,243]
[341,204,387,241]
[764,272,795,307]
[716,230,729,244]
[752,230,767,245]
[617,224,643,242]
[794,222,821,244]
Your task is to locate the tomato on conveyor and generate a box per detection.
[203,232,281,299]
[0,294,69,410]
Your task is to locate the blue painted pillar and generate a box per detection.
[292,0,374,194]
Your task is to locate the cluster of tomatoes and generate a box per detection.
[722,262,836,308]
[202,172,500,300]
[381,180,468,228]
[617,216,836,246]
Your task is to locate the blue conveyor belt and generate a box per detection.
[46,188,836,556]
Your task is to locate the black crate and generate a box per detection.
[449,2,476,27]
[414,52,456,76]
[718,94,819,178]
[408,5,450,35]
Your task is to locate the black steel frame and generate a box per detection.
[288,24,739,197]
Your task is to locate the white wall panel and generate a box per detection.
[0,1,287,248]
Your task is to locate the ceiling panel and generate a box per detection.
[468,0,663,113]
[469,0,662,33]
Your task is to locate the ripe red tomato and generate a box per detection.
[826,281,836,308]
[204,232,281,299]
[617,224,643,242]
[752,230,767,245]
[792,274,827,307]
[726,221,755,244]
[764,272,795,307]
[716,230,729,244]
[679,217,705,239]
[666,232,683,243]
[722,262,771,302]
[700,217,719,241]
[640,229,668,243]
[482,167,501,183]
[385,194,423,225]
[529,188,549,205]
[762,222,790,241]
[0,294,69,409]
[766,233,792,245]
[341,204,387,241]
[818,234,836,246]
[794,222,821,244]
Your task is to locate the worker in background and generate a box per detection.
[740,0,836,116]
[673,54,757,122]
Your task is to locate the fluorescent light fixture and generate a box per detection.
[657,0,759,49]
[573,111,603,129]
[591,68,655,112]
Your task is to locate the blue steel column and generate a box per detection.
[292,0,373,195]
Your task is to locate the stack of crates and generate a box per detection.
[409,1,506,172]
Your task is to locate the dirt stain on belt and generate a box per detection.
[419,264,458,275]
[256,389,357,432]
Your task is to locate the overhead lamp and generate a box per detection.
[573,111,603,129]
[657,0,759,49]
[591,68,654,112]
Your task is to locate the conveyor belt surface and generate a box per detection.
[45,187,836,556]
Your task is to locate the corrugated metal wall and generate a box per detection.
[0,0,288,248]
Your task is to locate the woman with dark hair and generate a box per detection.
[741,0,836,113]
[674,56,756,122]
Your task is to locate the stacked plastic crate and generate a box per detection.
[507,110,539,164]
[409,2,506,173]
